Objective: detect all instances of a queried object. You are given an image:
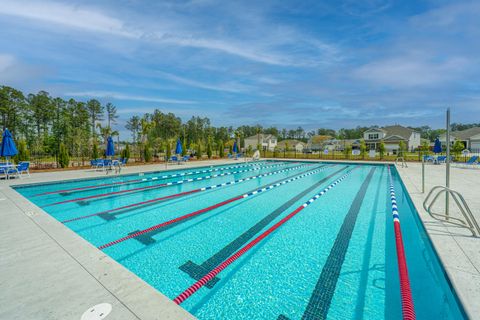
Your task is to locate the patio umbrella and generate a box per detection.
[0,129,18,165]
[175,139,183,155]
[106,136,115,157]
[233,141,238,153]
[433,137,442,154]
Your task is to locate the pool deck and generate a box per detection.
[1,159,479,319]
[0,160,237,320]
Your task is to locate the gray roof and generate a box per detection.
[451,127,480,140]
[245,134,276,141]
[383,125,415,139]
[277,139,305,147]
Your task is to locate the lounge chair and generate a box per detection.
[16,162,30,177]
[227,153,233,159]
[423,155,434,162]
[182,155,190,163]
[461,155,479,168]
[169,156,178,163]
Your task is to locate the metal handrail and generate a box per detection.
[395,157,408,168]
[423,186,480,237]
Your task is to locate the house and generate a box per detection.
[438,127,480,151]
[306,135,333,151]
[277,139,306,152]
[244,134,277,151]
[363,125,420,153]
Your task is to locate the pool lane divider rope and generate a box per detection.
[97,164,333,250]
[172,166,358,305]
[179,166,348,288]
[387,165,416,320]
[61,163,321,223]
[43,162,299,207]
[33,161,273,197]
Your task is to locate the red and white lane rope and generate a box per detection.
[388,165,416,320]
[173,166,357,304]
[34,161,274,197]
[97,164,332,250]
[44,162,297,207]
[62,164,325,223]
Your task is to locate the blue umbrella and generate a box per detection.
[433,137,442,154]
[1,129,18,165]
[106,136,115,157]
[233,141,238,153]
[175,139,183,155]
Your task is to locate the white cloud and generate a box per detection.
[0,0,138,37]
[0,53,15,71]
[65,91,196,104]
[156,71,252,93]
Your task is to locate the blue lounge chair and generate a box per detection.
[182,155,190,162]
[16,162,30,177]
[462,155,478,167]
[169,156,178,163]
[423,155,434,162]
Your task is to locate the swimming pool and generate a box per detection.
[14,160,466,319]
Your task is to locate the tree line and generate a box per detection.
[1,85,477,167]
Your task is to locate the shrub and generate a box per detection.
[166,141,172,160]
[207,141,212,159]
[144,143,152,162]
[92,143,99,159]
[16,140,30,162]
[58,143,70,168]
[218,140,225,158]
[121,144,130,161]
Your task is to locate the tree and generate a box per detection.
[344,145,352,159]
[398,141,407,157]
[421,139,430,155]
[58,143,70,168]
[105,103,118,129]
[86,99,104,141]
[378,141,386,159]
[452,140,465,158]
[197,143,203,159]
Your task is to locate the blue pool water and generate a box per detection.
[14,161,466,319]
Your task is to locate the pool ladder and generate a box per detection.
[423,186,480,237]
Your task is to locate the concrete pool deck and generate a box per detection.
[1,159,479,319]
[0,160,236,320]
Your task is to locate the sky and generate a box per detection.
[0,0,479,139]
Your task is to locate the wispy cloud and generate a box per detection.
[65,91,197,104]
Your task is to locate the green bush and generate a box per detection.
[92,143,99,159]
[121,143,130,161]
[166,142,172,160]
[182,140,187,156]
[15,140,30,162]
[58,143,70,168]
[197,143,203,159]
[207,141,212,159]
[218,140,225,158]
[378,141,386,159]
[143,143,152,162]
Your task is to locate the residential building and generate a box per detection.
[244,134,277,151]
[439,127,480,151]
[363,125,421,153]
[277,139,306,152]
[306,135,333,151]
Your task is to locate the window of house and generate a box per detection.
[368,133,379,140]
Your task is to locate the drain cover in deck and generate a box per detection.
[81,303,112,320]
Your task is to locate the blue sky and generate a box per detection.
[0,0,479,139]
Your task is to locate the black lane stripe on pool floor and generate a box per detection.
[127,164,330,245]
[279,166,376,320]
[178,166,348,288]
